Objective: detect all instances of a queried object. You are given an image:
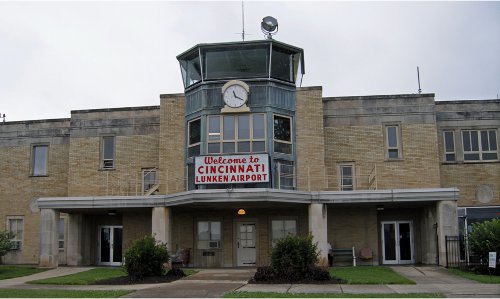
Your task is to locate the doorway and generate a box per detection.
[381,221,414,264]
[236,222,256,266]
[98,226,123,266]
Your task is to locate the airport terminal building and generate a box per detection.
[1,38,499,268]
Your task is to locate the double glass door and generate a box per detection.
[98,226,123,266]
[381,221,414,264]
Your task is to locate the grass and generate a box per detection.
[181,268,198,276]
[0,265,47,280]
[447,268,500,284]
[329,266,415,284]
[28,267,127,285]
[224,292,444,298]
[0,289,131,298]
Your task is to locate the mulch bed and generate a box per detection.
[93,274,184,285]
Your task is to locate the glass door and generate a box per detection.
[381,221,414,264]
[98,226,123,266]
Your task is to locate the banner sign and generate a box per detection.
[195,154,269,184]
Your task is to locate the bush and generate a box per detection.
[468,219,500,263]
[305,266,331,281]
[124,235,170,280]
[271,235,320,281]
[253,266,276,282]
[166,268,186,278]
[0,230,14,259]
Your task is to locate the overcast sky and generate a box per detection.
[1,1,499,122]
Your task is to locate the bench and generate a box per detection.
[331,247,356,266]
[171,248,190,268]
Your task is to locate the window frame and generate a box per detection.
[270,219,297,247]
[142,168,158,194]
[207,113,266,154]
[276,160,295,190]
[338,163,355,191]
[30,143,49,176]
[461,129,498,162]
[100,135,116,169]
[187,118,201,158]
[384,124,402,160]
[443,131,456,162]
[273,114,293,155]
[7,217,24,251]
[197,220,222,249]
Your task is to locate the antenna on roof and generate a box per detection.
[417,66,422,94]
[1,113,5,123]
[241,0,245,41]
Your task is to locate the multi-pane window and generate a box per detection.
[443,131,456,162]
[142,169,157,194]
[7,218,23,250]
[385,125,401,159]
[31,145,48,176]
[101,136,115,169]
[59,218,65,250]
[271,220,296,246]
[207,114,265,154]
[188,119,201,157]
[277,160,295,190]
[462,129,498,161]
[274,115,292,154]
[339,164,355,191]
[197,221,221,249]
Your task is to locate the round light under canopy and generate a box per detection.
[261,16,278,39]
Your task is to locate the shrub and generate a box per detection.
[305,266,331,281]
[124,235,170,280]
[0,230,14,259]
[271,235,320,281]
[166,268,186,278]
[253,266,276,282]
[468,219,500,263]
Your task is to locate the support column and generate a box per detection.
[39,209,60,268]
[152,207,172,251]
[66,214,83,266]
[436,200,458,266]
[309,203,328,266]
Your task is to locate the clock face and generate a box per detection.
[223,84,248,108]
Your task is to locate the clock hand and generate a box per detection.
[233,90,243,100]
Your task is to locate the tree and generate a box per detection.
[468,219,500,262]
[0,230,14,259]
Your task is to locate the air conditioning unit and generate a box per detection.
[208,241,220,248]
[11,241,21,250]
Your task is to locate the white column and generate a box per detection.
[437,200,458,266]
[152,207,172,251]
[39,209,60,268]
[309,203,328,266]
[66,214,83,266]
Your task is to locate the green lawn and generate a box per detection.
[28,268,127,285]
[224,292,443,298]
[447,268,500,284]
[0,289,131,298]
[0,265,47,280]
[329,266,415,284]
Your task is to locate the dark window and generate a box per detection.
[339,164,354,191]
[188,119,201,157]
[102,136,115,169]
[274,115,292,155]
[443,131,456,162]
[462,129,498,161]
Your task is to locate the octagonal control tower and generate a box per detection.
[177,39,305,191]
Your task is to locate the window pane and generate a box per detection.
[445,154,456,161]
[103,137,114,159]
[188,144,200,157]
[489,131,497,150]
[253,114,265,139]
[238,115,250,139]
[211,222,221,241]
[223,116,235,140]
[198,222,209,241]
[387,127,397,148]
[252,141,265,152]
[189,119,201,145]
[59,219,64,241]
[388,149,399,159]
[33,145,48,176]
[471,131,479,151]
[272,220,284,240]
[271,47,293,82]
[274,116,291,142]
[462,131,471,151]
[341,166,352,177]
[208,116,220,140]
[274,142,292,155]
[444,131,455,152]
[238,141,250,153]
[284,220,296,236]
[464,153,480,161]
[223,142,235,153]
[482,153,498,160]
[481,131,489,151]
[208,143,221,154]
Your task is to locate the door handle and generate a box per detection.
[237,241,240,248]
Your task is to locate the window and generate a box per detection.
[59,218,65,250]
[197,221,221,249]
[339,164,355,191]
[31,144,48,176]
[385,124,402,159]
[277,160,295,190]
[271,220,296,246]
[142,169,157,194]
[7,218,23,250]
[188,118,201,157]
[443,131,456,162]
[101,136,115,169]
[274,115,292,154]
[462,129,498,161]
[207,114,265,154]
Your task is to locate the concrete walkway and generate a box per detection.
[0,266,498,298]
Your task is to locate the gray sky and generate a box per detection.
[1,1,499,122]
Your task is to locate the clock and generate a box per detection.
[222,80,249,108]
